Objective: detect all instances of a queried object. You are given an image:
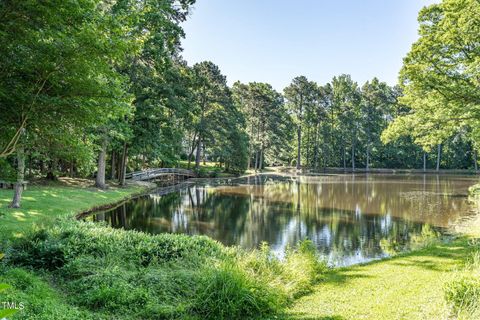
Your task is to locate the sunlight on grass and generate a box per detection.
[288,239,472,319]
[0,183,148,240]
[12,212,26,221]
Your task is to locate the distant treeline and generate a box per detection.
[1,0,479,208]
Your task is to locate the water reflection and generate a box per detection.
[88,174,478,266]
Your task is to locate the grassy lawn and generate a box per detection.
[286,185,480,320]
[287,239,474,320]
[0,178,149,240]
[177,160,221,170]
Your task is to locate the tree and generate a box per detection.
[0,0,131,206]
[233,82,292,170]
[331,75,361,170]
[191,62,232,170]
[111,0,195,180]
[382,0,480,160]
[360,78,396,170]
[284,76,318,169]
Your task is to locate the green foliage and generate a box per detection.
[0,253,17,319]
[233,81,293,169]
[4,221,326,319]
[0,0,132,158]
[0,159,16,181]
[192,262,284,319]
[383,0,480,155]
[445,251,480,319]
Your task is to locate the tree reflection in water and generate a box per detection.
[89,174,478,266]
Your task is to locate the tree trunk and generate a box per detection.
[351,142,355,171]
[46,159,57,180]
[187,132,197,169]
[366,143,370,172]
[40,160,45,175]
[111,151,116,180]
[259,147,264,171]
[202,141,206,165]
[119,142,128,186]
[9,145,25,208]
[436,144,442,171]
[254,150,259,172]
[306,127,310,168]
[423,152,427,172]
[195,135,201,170]
[474,150,478,172]
[95,136,108,189]
[70,161,74,178]
[343,148,346,170]
[313,124,319,169]
[296,124,301,170]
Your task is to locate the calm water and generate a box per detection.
[88,173,479,266]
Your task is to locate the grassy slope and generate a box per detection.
[288,240,472,320]
[0,179,148,239]
[288,183,480,320]
[0,180,150,319]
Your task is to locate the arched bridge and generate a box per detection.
[125,168,196,181]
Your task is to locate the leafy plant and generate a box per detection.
[444,251,480,319]
[5,222,328,319]
[0,253,17,319]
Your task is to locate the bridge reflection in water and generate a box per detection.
[88,173,478,266]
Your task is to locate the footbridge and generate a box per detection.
[125,168,196,181]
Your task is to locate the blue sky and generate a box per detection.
[180,0,438,91]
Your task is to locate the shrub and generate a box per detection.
[0,267,98,320]
[7,220,225,269]
[445,251,480,319]
[191,262,284,319]
[5,221,328,319]
[238,240,328,302]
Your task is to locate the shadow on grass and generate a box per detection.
[281,313,345,320]
[282,239,474,320]
[317,239,473,286]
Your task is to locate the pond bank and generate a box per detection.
[1,177,480,319]
[287,183,480,319]
[0,179,152,240]
[0,178,324,319]
[287,238,473,319]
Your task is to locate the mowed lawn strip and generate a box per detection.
[288,240,472,320]
[0,179,148,240]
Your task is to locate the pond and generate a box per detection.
[87,173,479,266]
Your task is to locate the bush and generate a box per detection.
[0,159,16,181]
[445,251,480,319]
[7,221,225,269]
[5,221,327,319]
[191,262,284,319]
[239,241,328,302]
[0,267,97,320]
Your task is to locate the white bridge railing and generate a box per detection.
[125,168,196,181]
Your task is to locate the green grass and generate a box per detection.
[2,221,324,319]
[285,183,480,320]
[287,239,474,320]
[0,180,148,240]
[0,178,325,319]
[177,160,221,170]
[2,179,479,319]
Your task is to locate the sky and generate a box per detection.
[180,0,439,91]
